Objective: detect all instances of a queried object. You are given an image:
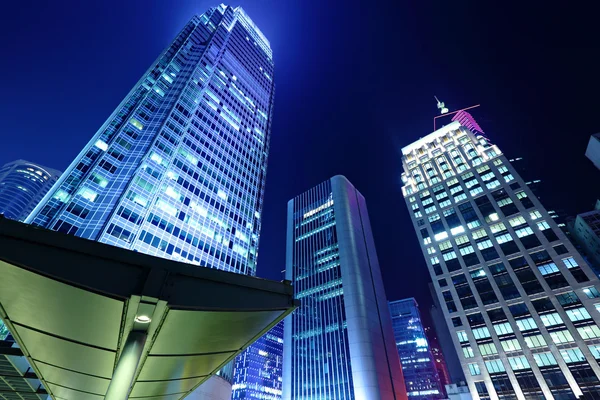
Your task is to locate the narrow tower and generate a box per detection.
[283,175,407,400]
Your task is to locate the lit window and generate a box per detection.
[434,232,448,241]
[490,222,507,233]
[130,118,144,130]
[538,262,559,275]
[516,317,537,331]
[94,140,109,151]
[493,322,514,335]
[524,334,547,348]
[566,307,592,322]
[533,352,557,367]
[589,345,600,359]
[53,189,70,202]
[472,327,491,340]
[509,216,527,227]
[562,257,579,268]
[550,330,575,344]
[77,187,98,202]
[530,210,543,220]
[478,343,498,356]
[537,221,551,230]
[578,325,600,339]
[540,313,563,327]
[515,227,534,237]
[463,347,474,358]
[560,348,585,364]
[500,339,521,352]
[468,363,481,376]
[508,356,530,370]
[457,331,469,343]
[485,359,505,373]
[583,287,600,299]
[155,199,178,217]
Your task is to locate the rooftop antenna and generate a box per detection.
[434,96,449,114]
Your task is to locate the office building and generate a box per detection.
[569,200,600,272]
[401,119,600,399]
[0,160,60,221]
[426,327,452,391]
[24,4,279,398]
[389,298,444,399]
[232,321,283,399]
[283,175,406,400]
[586,133,600,170]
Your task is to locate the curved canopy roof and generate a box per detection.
[0,217,297,399]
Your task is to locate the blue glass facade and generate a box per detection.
[0,160,60,221]
[232,321,283,399]
[388,298,444,399]
[283,176,406,400]
[26,5,274,278]
[24,4,280,397]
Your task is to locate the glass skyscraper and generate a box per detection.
[401,118,600,399]
[283,175,406,400]
[388,298,444,399]
[24,4,280,398]
[232,321,284,399]
[0,160,60,221]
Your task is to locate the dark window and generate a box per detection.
[532,298,555,313]
[509,303,530,318]
[452,317,463,327]
[438,278,448,287]
[569,268,590,283]
[553,244,569,255]
[543,229,559,242]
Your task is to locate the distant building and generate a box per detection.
[429,283,466,385]
[0,160,60,221]
[445,383,472,400]
[426,327,452,392]
[389,298,444,399]
[585,133,600,170]
[283,175,406,400]
[401,118,600,399]
[569,200,600,274]
[232,321,283,399]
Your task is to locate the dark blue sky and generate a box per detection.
[1,1,598,311]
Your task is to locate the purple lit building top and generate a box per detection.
[451,110,484,135]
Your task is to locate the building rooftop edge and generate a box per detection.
[401,121,461,156]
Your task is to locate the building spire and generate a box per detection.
[434,96,449,114]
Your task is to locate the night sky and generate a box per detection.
[1,1,598,313]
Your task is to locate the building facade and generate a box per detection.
[232,321,283,399]
[283,175,406,400]
[569,200,600,273]
[24,5,280,398]
[429,283,466,386]
[0,160,60,221]
[585,133,600,171]
[401,120,600,399]
[389,298,444,399]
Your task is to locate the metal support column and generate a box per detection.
[105,331,147,400]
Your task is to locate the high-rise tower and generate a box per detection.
[0,160,60,221]
[388,298,445,399]
[283,175,406,400]
[24,4,279,398]
[401,119,600,399]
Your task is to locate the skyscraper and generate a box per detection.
[283,175,406,400]
[0,160,60,221]
[389,298,444,399]
[232,321,283,399]
[585,133,600,171]
[569,200,600,273]
[24,4,279,397]
[401,119,600,399]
